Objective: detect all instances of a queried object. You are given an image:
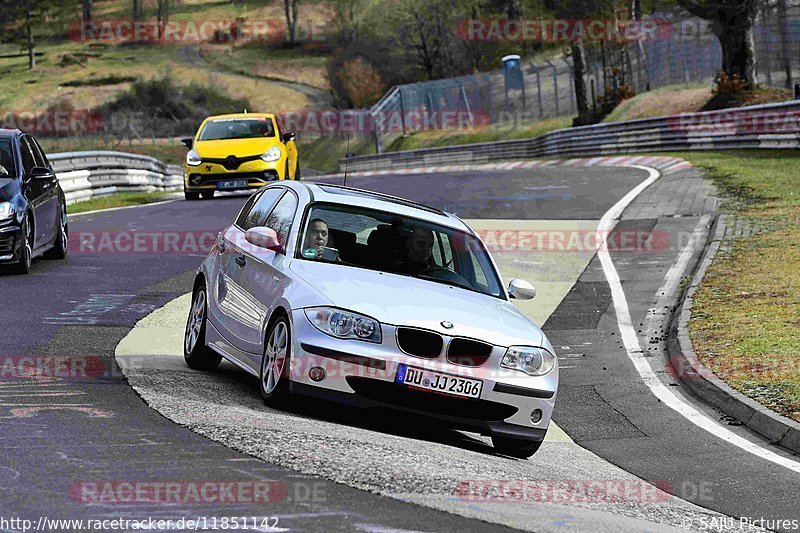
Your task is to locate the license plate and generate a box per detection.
[217,179,249,190]
[395,364,483,399]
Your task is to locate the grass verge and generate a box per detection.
[385,116,572,152]
[670,150,800,422]
[68,191,176,214]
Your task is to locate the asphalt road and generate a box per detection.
[1,165,798,531]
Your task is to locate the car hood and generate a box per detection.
[194,138,279,158]
[289,260,544,348]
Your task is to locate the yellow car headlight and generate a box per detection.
[186,150,202,167]
[261,146,282,162]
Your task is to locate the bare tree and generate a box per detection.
[570,41,591,124]
[284,0,298,44]
[82,0,92,23]
[156,0,171,40]
[132,0,143,21]
[775,0,793,90]
[677,0,758,88]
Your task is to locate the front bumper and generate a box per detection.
[287,309,558,440]
[184,158,284,191]
[0,224,21,263]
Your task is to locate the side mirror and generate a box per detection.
[181,137,193,149]
[30,166,55,180]
[507,279,536,300]
[245,226,281,251]
[281,132,295,143]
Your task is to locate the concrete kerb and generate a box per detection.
[668,214,800,454]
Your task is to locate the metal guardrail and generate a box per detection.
[49,151,182,205]
[340,100,800,172]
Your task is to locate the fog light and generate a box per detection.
[309,366,326,382]
[530,409,542,424]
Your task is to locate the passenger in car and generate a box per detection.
[302,218,339,261]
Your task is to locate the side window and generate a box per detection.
[274,118,283,139]
[237,188,283,231]
[264,192,298,247]
[19,138,36,176]
[29,136,49,168]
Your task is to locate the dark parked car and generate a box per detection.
[0,129,68,274]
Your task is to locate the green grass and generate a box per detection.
[670,150,800,422]
[385,116,572,152]
[297,135,376,173]
[68,191,176,214]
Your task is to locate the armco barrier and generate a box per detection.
[49,151,182,205]
[339,100,800,172]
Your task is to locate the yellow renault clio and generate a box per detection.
[182,113,299,200]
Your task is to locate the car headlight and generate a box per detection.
[261,146,282,162]
[0,202,15,223]
[501,346,556,376]
[186,150,202,167]
[304,307,381,343]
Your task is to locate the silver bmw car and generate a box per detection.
[184,181,558,458]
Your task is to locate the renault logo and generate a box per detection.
[440,321,453,329]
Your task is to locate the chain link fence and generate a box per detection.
[367,11,800,153]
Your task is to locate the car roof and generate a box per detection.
[203,113,276,121]
[0,129,20,138]
[286,181,473,233]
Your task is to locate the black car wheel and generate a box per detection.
[184,284,222,371]
[294,160,300,180]
[200,190,215,200]
[10,214,33,275]
[491,435,544,459]
[184,190,200,201]
[43,201,68,260]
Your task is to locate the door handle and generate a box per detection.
[235,255,246,267]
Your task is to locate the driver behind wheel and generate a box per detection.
[394,226,469,286]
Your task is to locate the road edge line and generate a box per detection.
[600,164,800,473]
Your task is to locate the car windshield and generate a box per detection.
[0,138,15,177]
[296,203,504,298]
[198,118,275,141]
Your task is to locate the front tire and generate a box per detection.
[294,160,300,180]
[184,285,222,371]
[10,215,32,275]
[200,190,215,200]
[43,201,68,260]
[184,190,200,201]
[492,435,544,459]
[260,316,291,405]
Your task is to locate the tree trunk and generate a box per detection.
[710,21,756,88]
[132,0,142,21]
[82,0,92,23]
[25,0,35,70]
[678,0,757,89]
[776,0,793,90]
[571,41,590,124]
[284,0,298,44]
